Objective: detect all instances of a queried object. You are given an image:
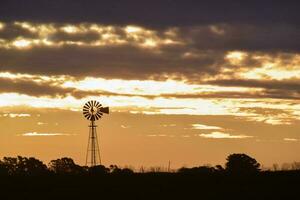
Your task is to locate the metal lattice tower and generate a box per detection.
[83,100,109,167]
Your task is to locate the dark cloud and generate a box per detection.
[208,79,300,100]
[1,0,299,27]
[180,24,300,52]
[2,22,300,52]
[0,77,117,98]
[0,24,38,40]
[0,78,71,97]
[50,32,101,43]
[0,45,224,80]
[209,79,300,91]
[0,1,299,101]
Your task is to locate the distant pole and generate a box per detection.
[168,160,171,172]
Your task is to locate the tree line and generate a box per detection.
[0,153,265,176]
[1,153,300,199]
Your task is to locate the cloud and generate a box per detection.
[146,134,167,137]
[0,22,299,82]
[121,125,130,129]
[37,122,47,125]
[283,138,298,142]
[21,132,73,136]
[199,131,252,139]
[0,113,30,118]
[237,107,297,125]
[191,124,222,130]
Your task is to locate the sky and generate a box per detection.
[0,0,300,169]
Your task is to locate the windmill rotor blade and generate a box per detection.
[83,111,89,115]
[96,113,102,119]
[95,101,100,108]
[83,109,89,114]
[90,101,94,107]
[97,109,103,114]
[89,115,93,121]
[100,107,109,114]
[88,101,92,107]
[84,105,90,109]
[92,100,96,106]
[83,112,90,116]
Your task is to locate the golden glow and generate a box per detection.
[125,25,143,33]
[0,113,31,118]
[13,38,32,48]
[14,22,56,36]
[1,71,299,125]
[242,62,300,80]
[14,22,37,32]
[191,124,223,130]
[61,25,82,33]
[0,22,5,30]
[0,22,181,49]
[199,132,252,139]
[0,71,70,85]
[62,77,261,96]
[22,132,72,136]
[226,51,247,65]
[228,54,300,80]
[283,138,298,142]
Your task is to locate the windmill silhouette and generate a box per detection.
[83,100,109,166]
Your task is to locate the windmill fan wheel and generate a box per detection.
[83,100,108,121]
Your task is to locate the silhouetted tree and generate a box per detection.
[89,165,109,175]
[215,165,225,171]
[0,156,47,175]
[0,160,9,176]
[121,168,134,175]
[48,157,84,175]
[225,153,260,175]
[178,166,216,174]
[109,165,134,175]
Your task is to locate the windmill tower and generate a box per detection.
[83,100,109,167]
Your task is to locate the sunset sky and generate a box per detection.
[0,0,300,169]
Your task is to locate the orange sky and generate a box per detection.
[0,20,300,169]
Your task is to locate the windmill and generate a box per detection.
[83,100,109,167]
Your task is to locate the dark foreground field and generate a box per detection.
[1,171,300,200]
